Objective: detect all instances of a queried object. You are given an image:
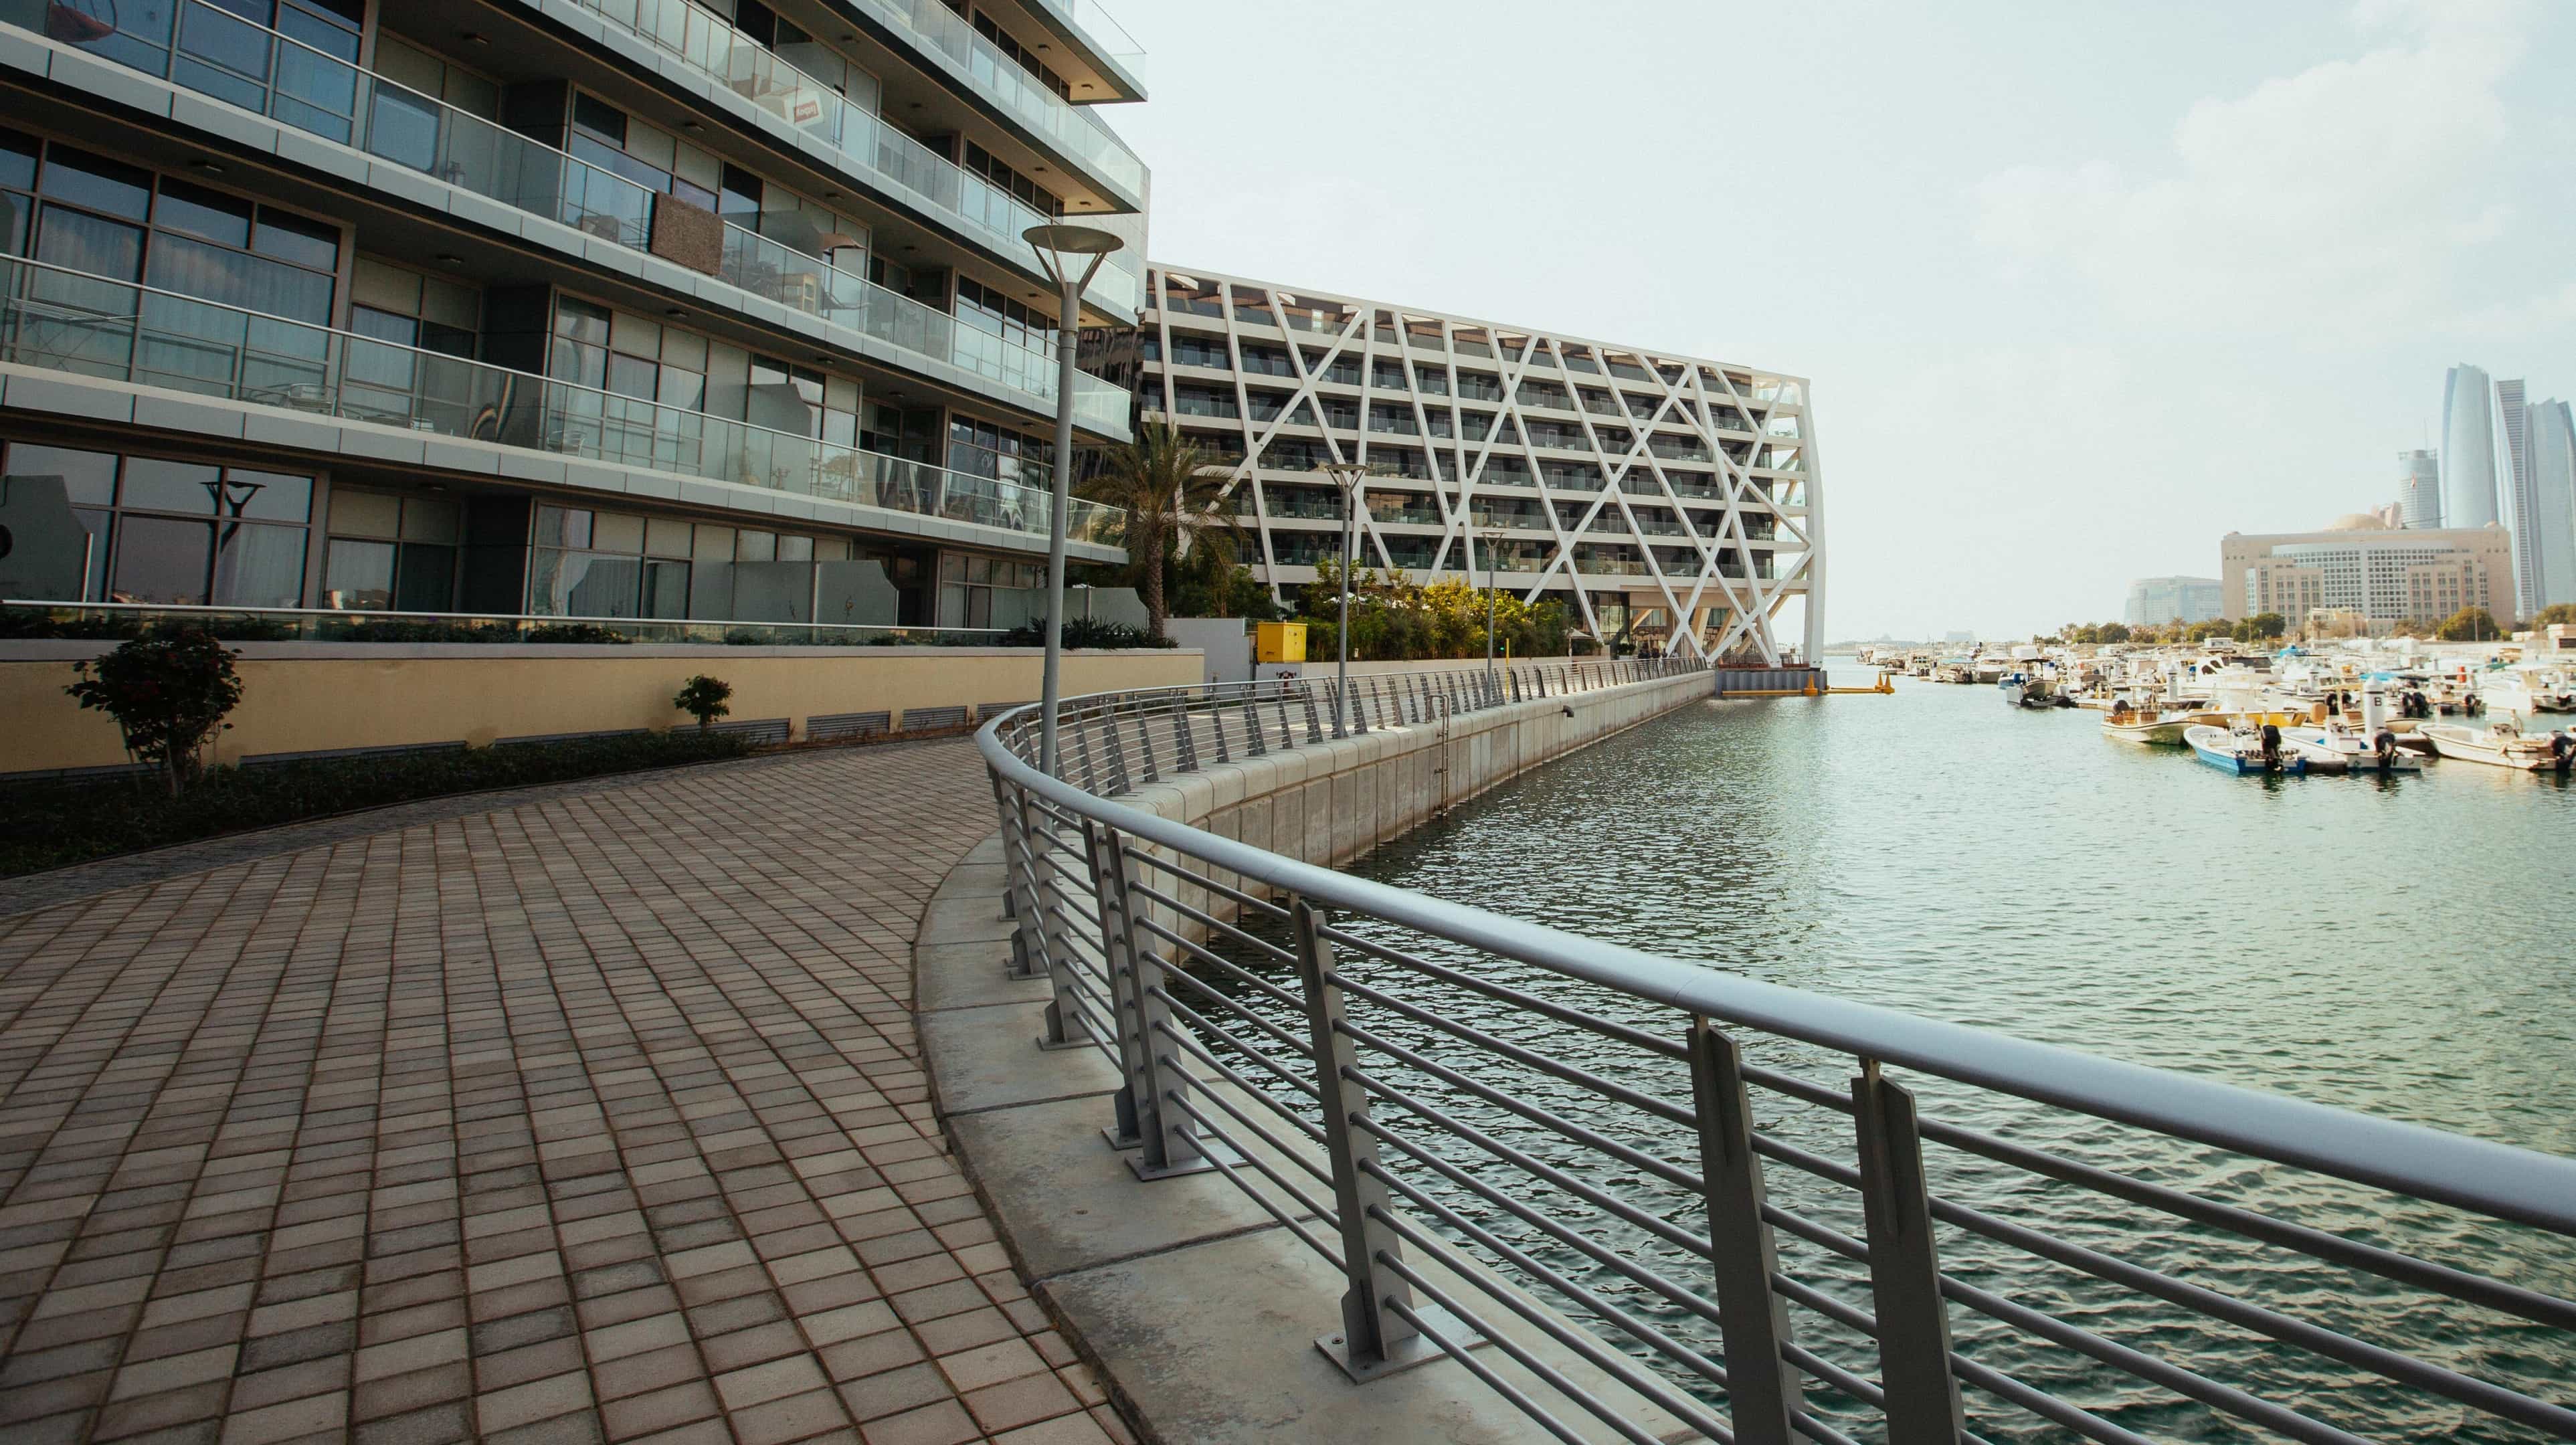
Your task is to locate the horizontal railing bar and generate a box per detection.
[1156,1087,1342,1265]
[1366,1200,1741,1440]
[1334,1019,1704,1194]
[1147,1039,1339,1196]
[1378,1292,1602,1445]
[1131,906,1305,1007]
[1344,1064,1716,1263]
[982,698,2576,1234]
[1125,883,1300,975]
[1125,852,1294,925]
[1316,925,1686,1060]
[1329,971,1696,1127]
[1376,1260,1681,1445]
[1143,991,1322,1106]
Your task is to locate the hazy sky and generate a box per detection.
[1099,0,2575,640]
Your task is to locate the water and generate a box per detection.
[1189,667,2576,1442]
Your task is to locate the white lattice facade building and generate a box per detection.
[1135,268,1823,662]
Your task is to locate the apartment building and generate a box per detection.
[1133,267,1823,662]
[0,0,1148,631]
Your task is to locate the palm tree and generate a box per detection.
[1079,419,1241,636]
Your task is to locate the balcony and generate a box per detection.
[22,0,1142,318]
[0,255,1123,549]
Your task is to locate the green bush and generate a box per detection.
[673,674,733,729]
[0,730,752,878]
[64,627,244,797]
[998,617,1177,649]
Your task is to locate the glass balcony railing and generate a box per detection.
[572,0,1144,302]
[1024,0,1147,68]
[29,0,1131,434]
[0,255,1122,548]
[840,0,1144,195]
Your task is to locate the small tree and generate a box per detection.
[673,674,733,731]
[2436,607,2501,643]
[65,626,244,797]
[2535,603,2576,628]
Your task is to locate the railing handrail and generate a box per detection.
[0,599,1010,636]
[0,252,1119,536]
[976,672,2576,1236]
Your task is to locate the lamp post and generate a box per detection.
[1478,526,1504,702]
[1312,460,1376,737]
[1023,223,1124,777]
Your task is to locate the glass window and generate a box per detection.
[250,209,338,270]
[331,488,402,538]
[399,496,460,543]
[394,543,455,610]
[0,130,35,193]
[36,205,143,282]
[325,537,394,608]
[777,535,812,563]
[153,179,254,248]
[39,147,151,221]
[572,93,627,147]
[119,458,221,514]
[535,505,592,549]
[607,353,657,401]
[592,512,644,553]
[352,306,417,345]
[110,514,213,603]
[146,233,336,323]
[645,516,692,557]
[735,530,775,562]
[6,444,116,505]
[213,520,306,606]
[642,559,689,617]
[221,468,311,522]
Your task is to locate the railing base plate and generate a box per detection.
[1121,1135,1245,1182]
[1315,1304,1486,1383]
[1033,1034,1095,1052]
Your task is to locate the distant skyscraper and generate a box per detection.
[2398,449,2442,528]
[2528,399,2576,611]
[2124,576,2224,627]
[2496,377,2542,617]
[2442,364,2502,531]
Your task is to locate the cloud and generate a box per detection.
[1972,0,2538,341]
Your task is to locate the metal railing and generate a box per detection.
[0,254,1120,547]
[978,665,2576,1444]
[0,601,1011,647]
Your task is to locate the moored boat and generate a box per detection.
[2185,723,2306,775]
[2419,722,2575,772]
[2282,725,2422,773]
[2105,706,2221,745]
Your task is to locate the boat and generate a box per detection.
[1999,672,2074,709]
[2418,721,2576,772]
[2479,665,2576,716]
[2102,705,2220,745]
[2281,725,2422,773]
[2185,723,2306,775]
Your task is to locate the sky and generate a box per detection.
[1095,0,2576,641]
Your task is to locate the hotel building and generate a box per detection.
[1131,267,1823,662]
[0,0,1150,632]
[2221,513,2512,630]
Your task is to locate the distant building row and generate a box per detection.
[2219,512,2512,629]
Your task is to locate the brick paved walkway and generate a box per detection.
[0,742,1126,1445]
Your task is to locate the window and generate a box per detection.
[938,551,1044,629]
[569,94,718,211]
[323,488,461,611]
[552,298,712,468]
[969,12,1071,100]
[0,443,310,606]
[947,413,1049,484]
[962,142,1061,217]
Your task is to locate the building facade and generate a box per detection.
[2123,575,2222,628]
[2398,448,2441,528]
[0,0,1150,632]
[1131,267,1823,662]
[2528,399,2576,612]
[2220,514,2512,629]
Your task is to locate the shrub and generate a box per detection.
[673,674,733,730]
[0,730,753,878]
[998,617,1177,649]
[523,622,636,644]
[64,628,245,797]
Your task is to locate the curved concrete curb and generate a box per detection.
[915,680,1710,1442]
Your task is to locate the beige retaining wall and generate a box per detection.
[0,646,1200,773]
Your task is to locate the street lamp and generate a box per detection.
[1311,460,1380,737]
[1478,526,1505,702]
[1023,223,1124,777]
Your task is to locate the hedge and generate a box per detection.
[1,730,753,878]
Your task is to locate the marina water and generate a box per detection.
[1214,664,2576,1442]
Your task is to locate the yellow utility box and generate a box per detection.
[1255,621,1307,664]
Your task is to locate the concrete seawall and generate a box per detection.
[913,670,1710,1442]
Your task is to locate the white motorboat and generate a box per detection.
[2282,725,2419,773]
[2418,721,2575,772]
[2102,706,2219,745]
[2479,665,2576,716]
[2185,723,2307,776]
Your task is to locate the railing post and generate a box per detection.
[1105,706,1133,794]
[1301,680,1325,743]
[1291,898,1449,1381]
[1211,690,1234,762]
[1075,820,1141,1147]
[992,777,1046,984]
[1170,692,1198,772]
[1687,1020,1803,1445]
[1133,706,1160,785]
[1275,683,1297,750]
[1851,1061,1965,1444]
[1245,689,1267,755]
[1087,822,1210,1178]
[1072,710,1099,789]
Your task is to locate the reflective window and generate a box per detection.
[112,516,215,603]
[0,444,312,606]
[323,488,453,611]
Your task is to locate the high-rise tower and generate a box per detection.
[2442,365,2502,531]
[2398,449,2442,528]
[2528,399,2576,612]
[2498,377,2539,617]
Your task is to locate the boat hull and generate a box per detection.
[2185,725,2306,775]
[2280,728,2418,773]
[2420,725,2572,771]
